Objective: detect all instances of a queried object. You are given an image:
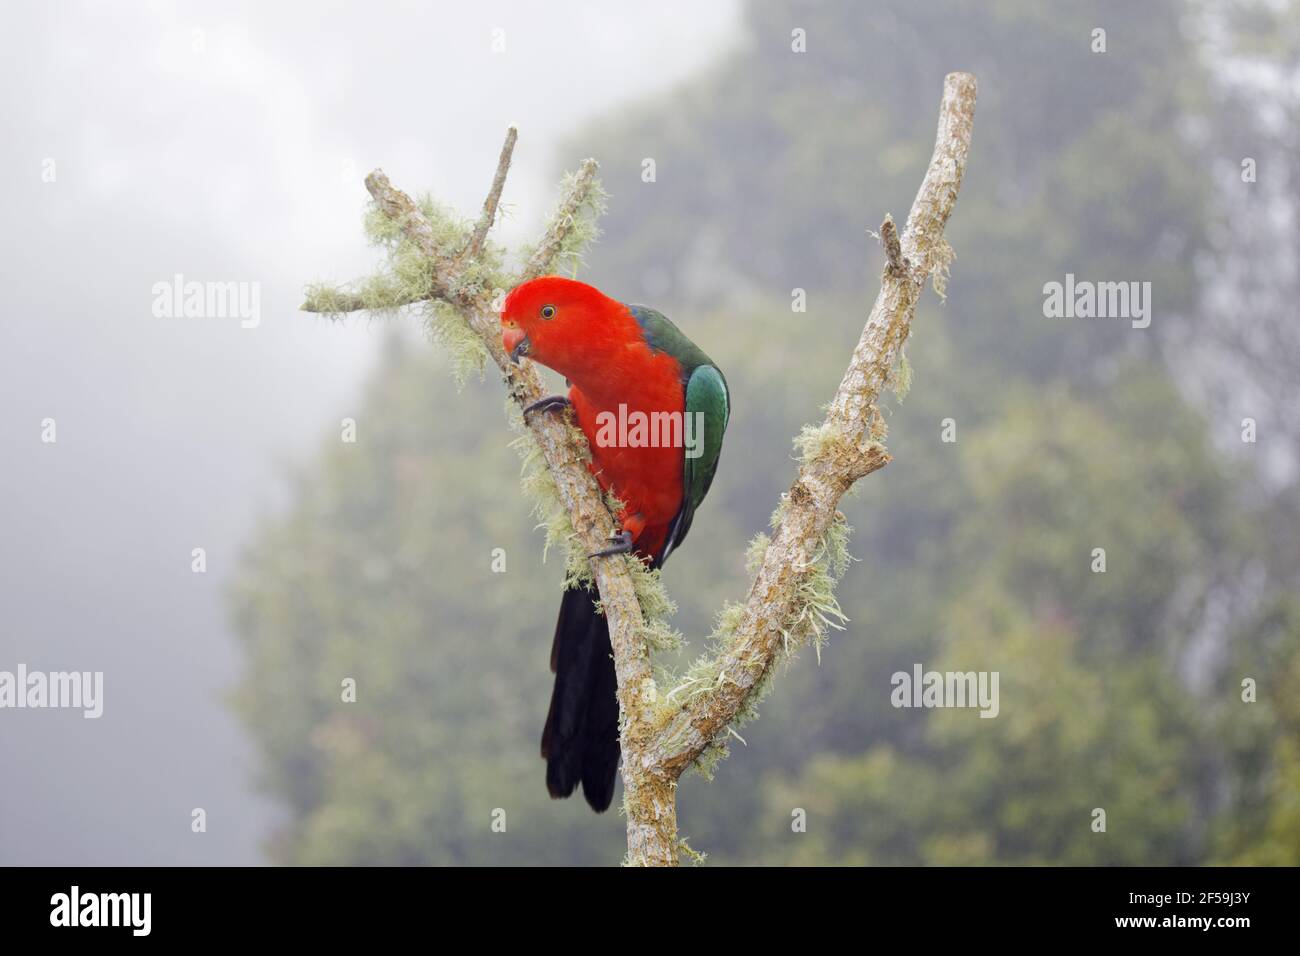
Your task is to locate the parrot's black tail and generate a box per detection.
[540,582,620,812]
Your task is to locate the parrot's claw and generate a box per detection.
[522,395,572,421]
[590,530,634,558]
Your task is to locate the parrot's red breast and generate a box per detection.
[502,276,685,561]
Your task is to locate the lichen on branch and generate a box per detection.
[649,72,977,780]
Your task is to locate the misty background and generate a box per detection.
[3,0,1299,866]
[0,0,737,865]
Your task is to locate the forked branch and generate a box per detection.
[301,71,977,867]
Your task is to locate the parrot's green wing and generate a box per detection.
[674,363,729,544]
[628,305,730,565]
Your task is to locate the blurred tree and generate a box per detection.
[749,378,1222,865]
[1210,593,1300,865]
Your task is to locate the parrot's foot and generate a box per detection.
[522,395,572,421]
[589,529,634,558]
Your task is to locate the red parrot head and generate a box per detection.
[501,276,631,380]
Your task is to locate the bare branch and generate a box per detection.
[649,71,978,777]
[462,126,518,263]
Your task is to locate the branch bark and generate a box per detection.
[302,71,976,868]
[462,125,517,263]
[303,133,662,859]
[650,71,977,777]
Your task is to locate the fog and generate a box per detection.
[0,0,739,865]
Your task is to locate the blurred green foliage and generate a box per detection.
[233,0,1299,864]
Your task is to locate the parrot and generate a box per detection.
[500,276,729,812]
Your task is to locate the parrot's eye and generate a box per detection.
[540,305,556,320]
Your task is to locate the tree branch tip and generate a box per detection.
[945,70,977,91]
[880,214,906,275]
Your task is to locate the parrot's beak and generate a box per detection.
[503,327,531,364]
